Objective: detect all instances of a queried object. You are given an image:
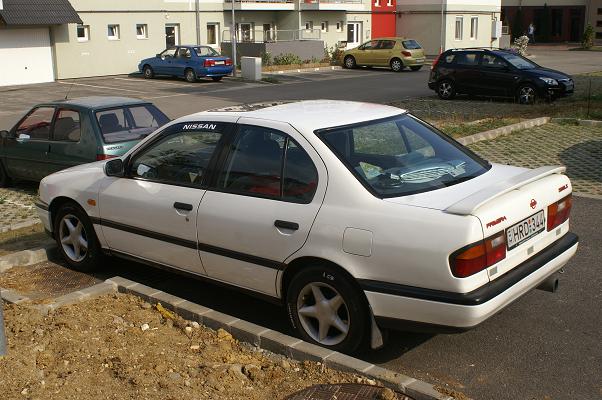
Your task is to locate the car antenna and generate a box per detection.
[64,83,74,100]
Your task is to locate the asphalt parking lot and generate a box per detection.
[0,67,432,131]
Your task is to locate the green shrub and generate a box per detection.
[582,24,595,49]
[273,53,302,65]
[261,52,273,66]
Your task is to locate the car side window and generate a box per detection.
[378,40,396,50]
[195,46,216,57]
[218,125,318,203]
[160,48,177,58]
[360,40,379,50]
[15,107,55,140]
[177,48,191,58]
[130,123,224,187]
[443,54,455,64]
[454,52,479,66]
[481,54,506,69]
[53,109,81,142]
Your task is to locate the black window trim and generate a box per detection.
[49,107,83,143]
[123,121,234,190]
[207,123,319,205]
[314,113,491,199]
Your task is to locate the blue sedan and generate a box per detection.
[138,45,233,83]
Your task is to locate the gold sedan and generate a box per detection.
[343,38,426,72]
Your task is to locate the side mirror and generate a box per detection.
[156,54,161,58]
[104,158,124,177]
[17,133,30,141]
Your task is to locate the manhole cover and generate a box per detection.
[286,383,413,400]
[0,261,101,301]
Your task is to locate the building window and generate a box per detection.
[455,17,463,40]
[598,8,602,15]
[336,21,344,32]
[321,21,328,32]
[136,24,148,39]
[76,24,89,42]
[305,21,313,31]
[107,24,120,40]
[387,0,392,5]
[596,20,602,27]
[374,0,380,6]
[597,32,602,39]
[207,23,219,46]
[470,17,478,40]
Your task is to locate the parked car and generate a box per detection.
[0,97,170,186]
[428,48,574,104]
[139,45,234,83]
[36,100,578,353]
[343,38,426,72]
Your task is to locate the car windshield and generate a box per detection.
[96,104,170,144]
[193,46,219,57]
[402,40,421,50]
[499,53,539,70]
[318,114,490,198]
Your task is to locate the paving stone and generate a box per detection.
[173,300,212,323]
[0,288,29,304]
[229,319,270,347]
[363,365,416,391]
[0,185,39,231]
[289,340,335,362]
[259,330,302,358]
[202,310,240,332]
[406,379,454,400]
[323,352,374,374]
[151,291,186,308]
[77,282,115,298]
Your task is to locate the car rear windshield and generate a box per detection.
[96,104,170,144]
[317,114,490,198]
[193,46,219,57]
[498,53,539,70]
[402,40,421,50]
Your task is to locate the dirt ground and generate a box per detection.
[0,293,407,400]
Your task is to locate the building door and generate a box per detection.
[238,23,253,42]
[347,22,361,49]
[165,24,180,48]
[569,9,582,42]
[0,28,54,86]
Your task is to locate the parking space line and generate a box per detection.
[113,77,193,88]
[57,81,149,94]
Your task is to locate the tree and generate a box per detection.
[511,8,524,40]
[582,24,595,49]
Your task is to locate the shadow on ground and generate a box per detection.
[559,139,602,184]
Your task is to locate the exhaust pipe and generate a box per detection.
[537,276,559,293]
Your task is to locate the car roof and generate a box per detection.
[41,96,150,110]
[189,100,407,132]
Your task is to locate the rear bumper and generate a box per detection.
[196,66,233,77]
[363,232,579,331]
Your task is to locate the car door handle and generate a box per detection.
[274,220,299,230]
[173,202,193,211]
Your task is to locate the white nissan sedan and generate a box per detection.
[36,101,578,353]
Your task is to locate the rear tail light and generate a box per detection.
[450,231,506,278]
[203,59,216,67]
[225,58,233,66]
[431,53,441,70]
[547,194,572,231]
[96,154,116,161]
[401,51,412,57]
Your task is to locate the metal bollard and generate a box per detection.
[0,299,6,357]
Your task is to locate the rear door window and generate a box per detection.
[455,52,479,66]
[96,105,169,144]
[16,107,55,140]
[378,40,396,50]
[52,109,81,142]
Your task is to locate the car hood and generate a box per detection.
[383,163,528,211]
[139,57,155,65]
[49,160,107,176]
[523,67,571,80]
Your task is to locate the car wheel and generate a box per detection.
[211,76,223,82]
[517,84,537,105]
[437,80,456,100]
[410,65,422,71]
[143,65,154,79]
[343,56,356,69]
[286,265,368,354]
[0,161,11,188]
[390,58,404,72]
[54,202,101,272]
[185,68,197,83]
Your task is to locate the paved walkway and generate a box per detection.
[0,185,38,232]
[468,123,602,198]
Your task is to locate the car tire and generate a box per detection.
[410,65,422,71]
[211,76,223,82]
[143,65,154,79]
[0,161,11,188]
[517,84,537,105]
[390,58,404,72]
[343,56,356,69]
[286,265,368,354]
[437,80,456,100]
[54,202,102,272]
[185,68,197,83]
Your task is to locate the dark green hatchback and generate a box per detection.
[0,96,170,186]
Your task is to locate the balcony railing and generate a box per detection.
[224,0,294,3]
[222,28,322,43]
[302,0,362,3]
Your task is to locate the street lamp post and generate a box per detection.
[231,1,237,77]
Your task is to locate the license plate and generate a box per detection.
[506,210,546,250]
[214,61,225,65]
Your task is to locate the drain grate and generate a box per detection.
[0,261,101,301]
[286,383,413,400]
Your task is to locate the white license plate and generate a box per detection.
[214,61,225,65]
[506,210,546,250]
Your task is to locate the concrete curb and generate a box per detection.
[0,218,40,234]
[108,276,453,400]
[266,65,341,75]
[457,116,550,146]
[0,244,56,273]
[550,117,602,127]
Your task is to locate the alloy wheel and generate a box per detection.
[59,214,88,262]
[186,69,196,83]
[344,57,355,69]
[439,81,453,98]
[391,60,402,72]
[519,86,536,104]
[296,282,350,346]
[144,67,153,78]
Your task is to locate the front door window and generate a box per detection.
[16,107,54,140]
